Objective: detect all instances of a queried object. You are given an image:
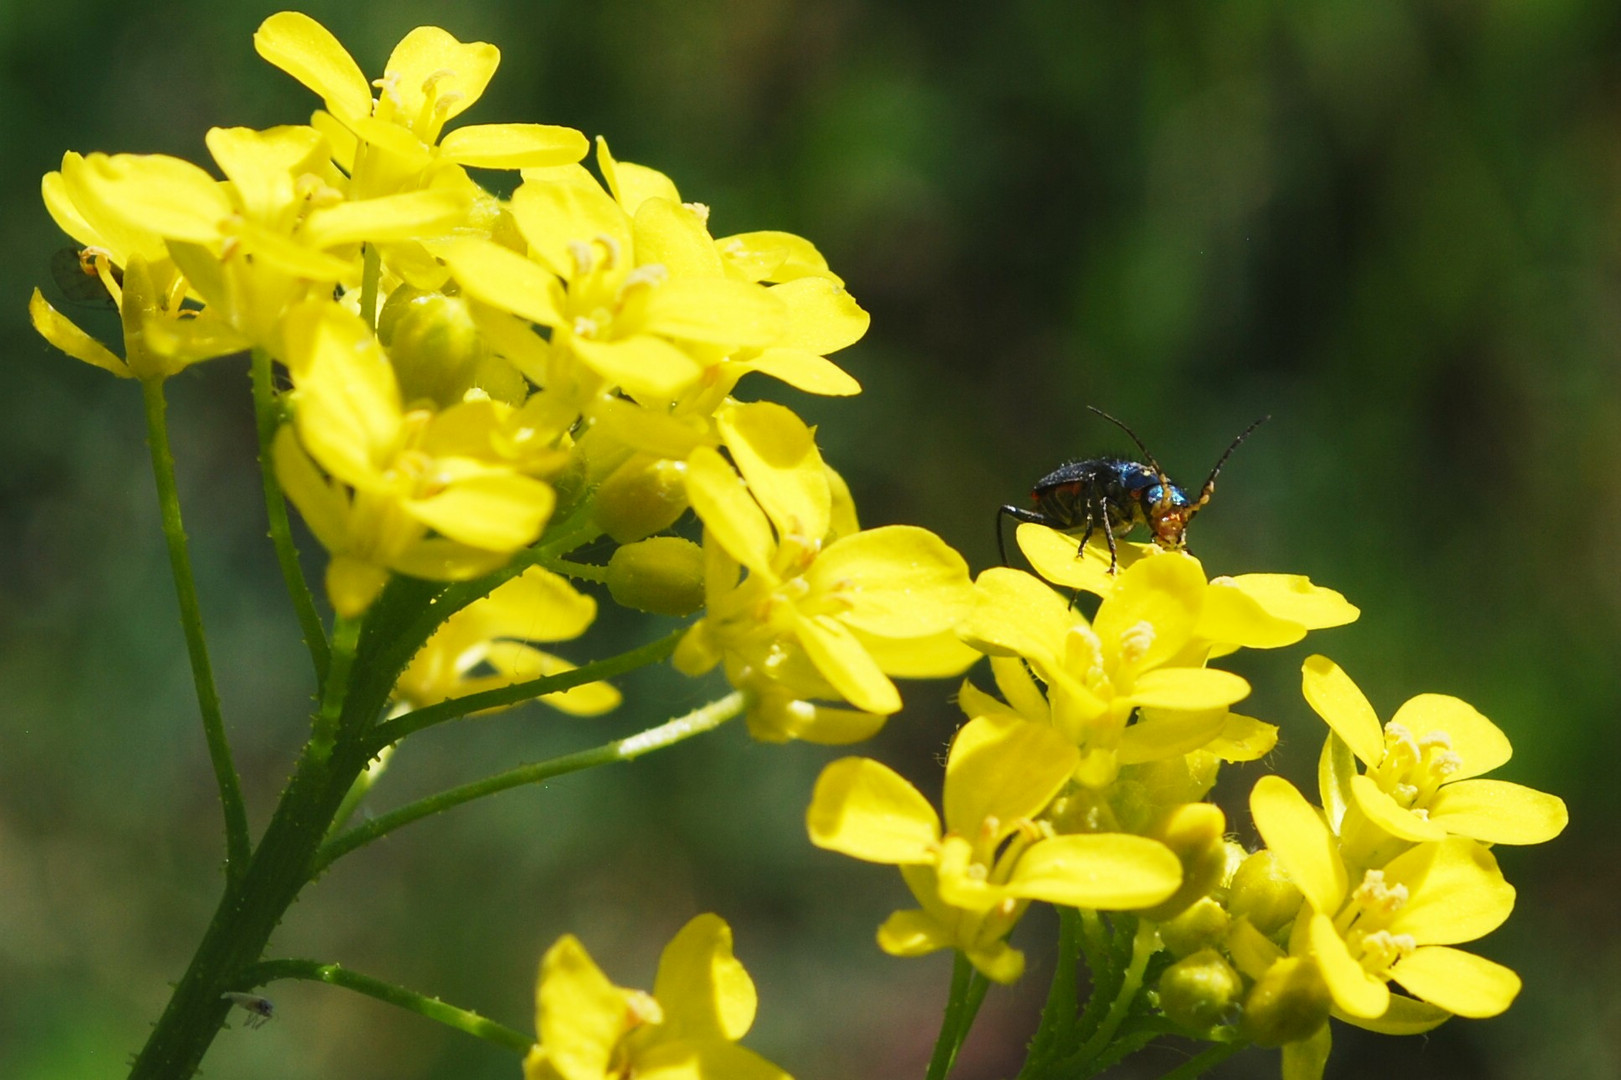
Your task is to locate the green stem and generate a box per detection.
[243,958,533,1054]
[548,557,609,583]
[317,690,747,871]
[359,243,381,331]
[313,616,361,760]
[1022,907,1083,1074]
[1159,1041,1243,1080]
[140,376,251,891]
[1073,920,1158,1063]
[250,347,329,684]
[365,627,686,750]
[923,953,990,1080]
[325,743,396,841]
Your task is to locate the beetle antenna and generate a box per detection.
[1191,415,1269,513]
[1087,406,1166,480]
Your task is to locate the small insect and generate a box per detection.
[49,246,122,309]
[221,991,275,1029]
[997,407,1269,574]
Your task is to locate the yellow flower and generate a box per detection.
[273,301,554,616]
[959,555,1255,788]
[393,566,619,716]
[807,715,1184,982]
[524,914,790,1080]
[672,400,976,742]
[1302,655,1568,852]
[1250,775,1522,1027]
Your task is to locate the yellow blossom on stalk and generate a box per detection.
[807,714,1184,982]
[525,913,790,1080]
[272,301,555,616]
[1014,522,1359,658]
[960,555,1257,788]
[672,400,977,743]
[393,566,619,716]
[1303,656,1568,853]
[1250,775,1522,1041]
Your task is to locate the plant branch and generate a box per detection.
[317,689,747,870]
[243,958,533,1053]
[141,376,251,890]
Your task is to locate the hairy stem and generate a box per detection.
[141,376,251,890]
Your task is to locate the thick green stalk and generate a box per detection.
[1022,907,1083,1075]
[924,952,989,1080]
[140,376,251,890]
[244,958,533,1053]
[318,690,748,871]
[1072,920,1158,1063]
[249,347,329,684]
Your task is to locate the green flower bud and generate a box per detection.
[1141,802,1228,921]
[1228,850,1304,937]
[379,287,488,408]
[594,454,690,543]
[607,537,705,615]
[1159,897,1230,958]
[1239,956,1331,1047]
[1158,948,1243,1031]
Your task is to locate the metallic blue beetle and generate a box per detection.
[997,408,1268,573]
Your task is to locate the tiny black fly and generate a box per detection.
[49,246,122,309]
[997,407,1268,574]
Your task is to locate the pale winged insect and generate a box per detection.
[221,991,275,1029]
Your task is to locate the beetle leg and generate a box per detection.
[997,505,1050,567]
[1098,496,1120,574]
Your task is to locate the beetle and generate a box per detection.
[997,407,1268,573]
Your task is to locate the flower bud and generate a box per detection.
[1159,897,1230,958]
[607,537,705,615]
[1239,956,1331,1047]
[379,287,488,408]
[1228,850,1303,937]
[1158,948,1242,1031]
[1141,802,1228,921]
[594,454,690,543]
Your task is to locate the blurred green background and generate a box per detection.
[1,1,1614,1077]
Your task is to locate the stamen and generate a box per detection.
[1352,869,1409,915]
[1119,620,1156,667]
[567,239,595,276]
[1359,929,1415,972]
[621,263,668,291]
[683,201,711,224]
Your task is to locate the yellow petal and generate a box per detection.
[1196,579,1304,648]
[943,716,1079,836]
[1224,573,1359,629]
[78,152,232,245]
[769,277,870,354]
[442,238,564,326]
[876,908,952,957]
[1017,522,1145,595]
[271,426,351,554]
[569,335,704,401]
[383,26,498,126]
[1335,992,1452,1035]
[792,611,902,714]
[29,290,128,376]
[254,12,373,121]
[302,189,472,247]
[1349,774,1448,842]
[205,125,324,222]
[634,197,724,278]
[806,757,939,863]
[509,174,629,279]
[715,229,839,284]
[853,627,980,679]
[1205,712,1279,762]
[1389,693,1510,779]
[958,567,1075,667]
[989,655,1051,724]
[685,447,774,575]
[1301,655,1384,766]
[1117,707,1229,764]
[1317,731,1357,834]
[1006,834,1183,910]
[809,527,974,638]
[957,677,1022,723]
[642,277,786,348]
[390,538,511,582]
[1092,552,1205,673]
[1128,667,1250,710]
[535,935,628,1080]
[1426,778,1568,845]
[56,152,169,264]
[1250,775,1347,913]
[438,123,588,168]
[1390,946,1519,1018]
[1382,838,1515,945]
[474,565,597,641]
[326,554,390,619]
[1308,910,1389,1019]
[747,348,861,395]
[596,136,683,214]
[480,643,620,716]
[716,400,830,541]
[290,308,401,485]
[652,914,756,1042]
[405,471,554,551]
